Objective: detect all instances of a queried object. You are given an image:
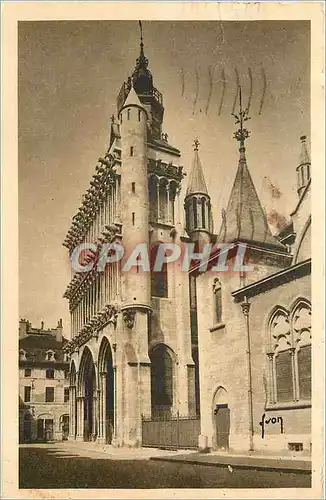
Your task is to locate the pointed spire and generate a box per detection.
[186,139,209,197]
[299,135,310,165]
[296,135,311,198]
[132,21,153,94]
[218,89,284,250]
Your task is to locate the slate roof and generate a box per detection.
[121,85,146,113]
[186,149,208,197]
[19,334,68,364]
[218,154,286,250]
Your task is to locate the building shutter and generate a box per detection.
[298,345,311,400]
[275,350,293,402]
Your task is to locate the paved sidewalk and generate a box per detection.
[20,441,193,461]
[150,450,312,473]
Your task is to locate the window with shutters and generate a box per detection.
[267,299,311,407]
[24,386,31,402]
[46,369,55,379]
[297,345,311,399]
[45,387,55,403]
[64,388,70,403]
[275,350,293,402]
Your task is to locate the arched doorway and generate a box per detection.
[149,344,174,418]
[37,413,54,442]
[98,337,115,444]
[79,347,97,442]
[213,386,230,450]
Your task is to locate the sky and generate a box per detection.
[18,20,310,337]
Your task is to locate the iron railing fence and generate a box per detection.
[141,412,200,450]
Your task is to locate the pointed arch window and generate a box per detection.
[267,300,311,406]
[192,198,198,229]
[150,345,174,416]
[150,243,168,298]
[201,197,206,229]
[213,278,222,324]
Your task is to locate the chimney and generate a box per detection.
[19,319,29,340]
[56,319,63,343]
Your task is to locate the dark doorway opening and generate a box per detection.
[214,404,230,450]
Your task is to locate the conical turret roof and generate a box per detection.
[186,140,209,197]
[218,156,285,249]
[122,85,145,110]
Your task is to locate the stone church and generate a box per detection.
[63,34,311,453]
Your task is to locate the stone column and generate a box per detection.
[267,352,274,405]
[241,297,254,452]
[290,347,298,401]
[76,396,84,441]
[92,392,98,440]
[68,385,76,440]
[96,388,102,440]
[156,180,160,221]
[99,372,107,443]
[166,184,170,224]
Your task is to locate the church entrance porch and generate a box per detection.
[73,339,115,445]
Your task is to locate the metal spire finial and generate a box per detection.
[232,85,251,146]
[193,138,200,151]
[135,20,148,69]
[139,20,144,50]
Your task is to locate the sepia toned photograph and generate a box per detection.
[1,2,324,498]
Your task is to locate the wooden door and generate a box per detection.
[215,405,230,449]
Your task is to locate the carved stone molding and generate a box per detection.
[64,305,119,353]
[122,309,136,329]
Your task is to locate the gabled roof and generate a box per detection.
[186,148,208,197]
[218,154,286,250]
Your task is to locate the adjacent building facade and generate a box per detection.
[63,36,311,454]
[19,319,70,442]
